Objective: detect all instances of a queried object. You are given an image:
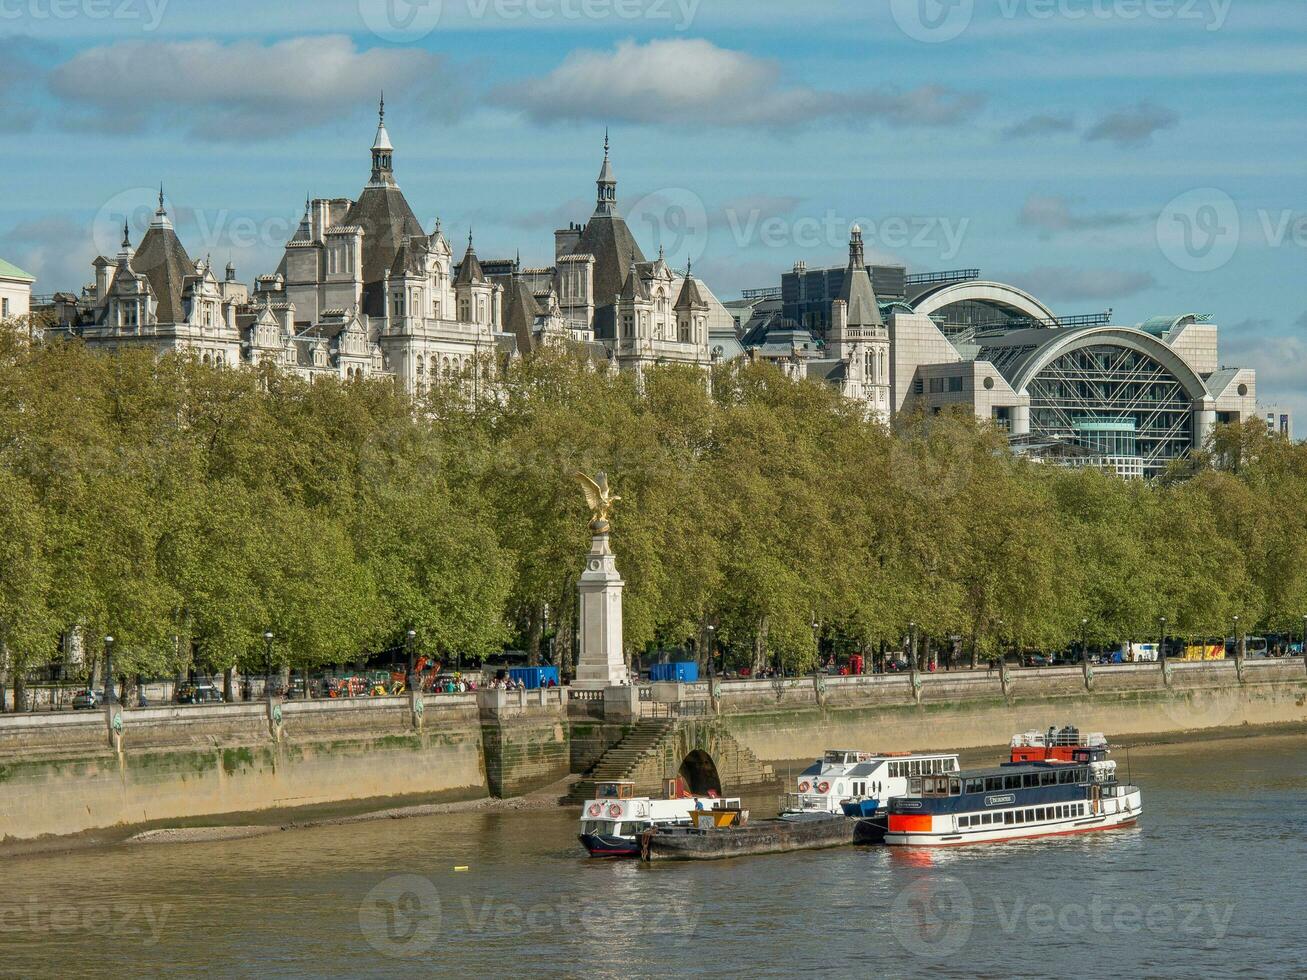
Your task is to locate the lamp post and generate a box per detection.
[1233,615,1241,661]
[1158,616,1167,666]
[996,619,1004,668]
[908,621,916,671]
[705,625,716,678]
[102,636,115,705]
[405,629,417,694]
[1081,618,1089,666]
[263,632,274,698]
[1300,615,1306,660]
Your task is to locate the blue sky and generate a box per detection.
[2,0,1304,413]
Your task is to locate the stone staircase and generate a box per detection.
[564,720,676,804]
[563,718,776,804]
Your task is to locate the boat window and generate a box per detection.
[910,777,922,795]
[1004,811,1013,824]
[1040,772,1056,786]
[985,777,1000,791]
[1004,775,1019,790]
[964,779,983,794]
[949,779,962,796]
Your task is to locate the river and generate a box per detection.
[2,734,1304,978]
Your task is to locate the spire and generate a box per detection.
[836,224,883,329]
[454,228,486,285]
[151,183,173,230]
[121,218,131,251]
[595,129,617,215]
[370,93,395,186]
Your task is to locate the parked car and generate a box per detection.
[885,658,911,672]
[71,690,101,710]
[1024,654,1052,668]
[174,684,223,704]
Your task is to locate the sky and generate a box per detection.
[1,0,1304,415]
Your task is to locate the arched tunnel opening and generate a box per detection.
[677,749,723,797]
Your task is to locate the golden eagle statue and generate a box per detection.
[575,471,621,533]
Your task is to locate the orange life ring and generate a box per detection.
[798,781,811,792]
[588,803,602,817]
[607,803,622,818]
[817,781,830,793]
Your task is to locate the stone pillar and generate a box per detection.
[1011,403,1031,436]
[1192,407,1216,451]
[573,533,629,690]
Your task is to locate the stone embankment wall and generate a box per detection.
[0,692,567,843]
[713,659,1307,761]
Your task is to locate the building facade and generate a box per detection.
[739,268,1260,476]
[0,258,35,321]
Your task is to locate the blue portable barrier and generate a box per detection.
[508,666,560,689]
[648,662,699,683]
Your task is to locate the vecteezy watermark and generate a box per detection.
[1156,188,1240,273]
[891,877,1238,960]
[92,186,303,260]
[890,0,1230,42]
[0,899,171,945]
[0,0,169,30]
[359,874,443,958]
[891,875,975,958]
[724,207,970,261]
[891,0,976,43]
[992,895,1236,946]
[358,874,701,957]
[1157,189,1307,273]
[358,0,699,42]
[626,187,710,269]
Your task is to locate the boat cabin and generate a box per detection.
[594,781,636,800]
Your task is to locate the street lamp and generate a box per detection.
[405,629,417,694]
[1081,618,1089,666]
[1300,614,1307,660]
[263,632,274,698]
[1233,615,1241,660]
[1158,617,1167,665]
[996,619,1004,668]
[909,621,916,671]
[705,625,716,678]
[102,636,115,705]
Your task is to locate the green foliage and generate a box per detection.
[0,331,1303,681]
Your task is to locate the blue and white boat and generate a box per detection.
[787,749,961,841]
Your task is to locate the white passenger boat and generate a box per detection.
[577,780,742,858]
[789,749,961,841]
[884,757,1142,846]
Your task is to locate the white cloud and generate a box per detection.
[1084,101,1178,147]
[494,38,983,128]
[1016,266,1155,301]
[1002,113,1076,139]
[1018,194,1139,238]
[47,35,464,139]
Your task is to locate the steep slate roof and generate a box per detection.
[132,224,194,323]
[342,184,424,317]
[573,213,647,308]
[674,273,708,311]
[502,275,544,353]
[618,262,650,301]
[453,238,487,285]
[837,265,884,327]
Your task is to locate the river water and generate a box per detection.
[2,734,1304,978]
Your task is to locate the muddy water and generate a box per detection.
[2,735,1304,978]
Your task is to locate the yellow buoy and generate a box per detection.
[454,865,469,871]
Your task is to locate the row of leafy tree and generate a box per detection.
[0,329,1303,707]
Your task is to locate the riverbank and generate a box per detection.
[1,659,1302,848]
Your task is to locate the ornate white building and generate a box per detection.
[50,103,723,392]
